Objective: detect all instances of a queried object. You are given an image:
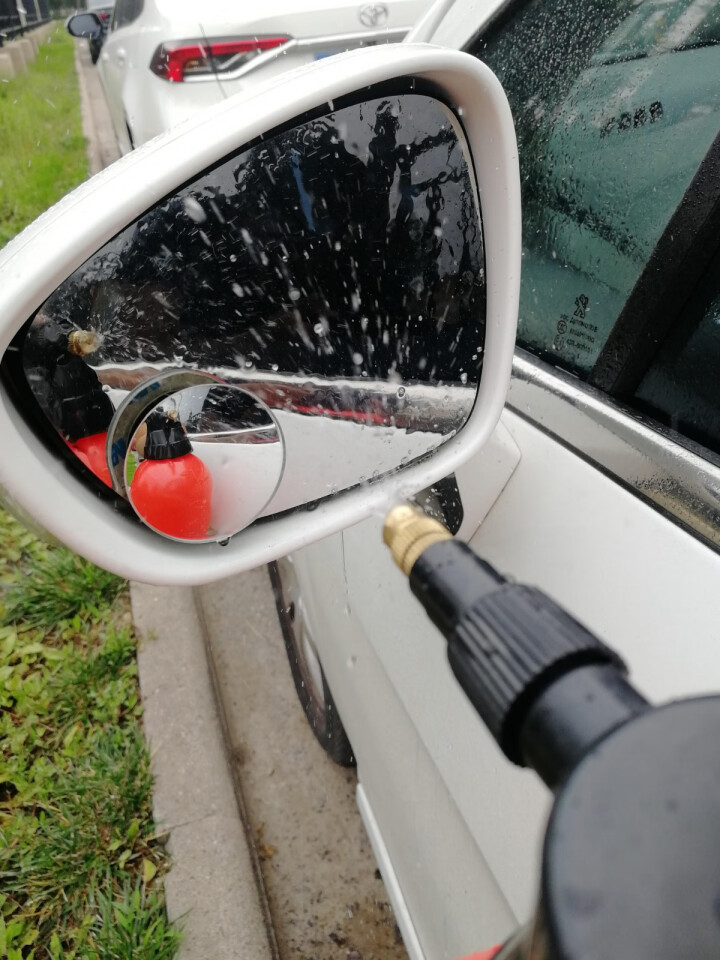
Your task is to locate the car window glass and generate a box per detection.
[470,0,720,376]
[113,0,142,30]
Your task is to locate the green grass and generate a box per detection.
[0,34,181,960]
[0,510,180,959]
[0,27,88,247]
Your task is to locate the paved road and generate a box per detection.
[198,569,408,960]
[75,41,119,173]
[74,42,409,960]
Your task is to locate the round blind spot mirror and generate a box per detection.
[126,385,284,543]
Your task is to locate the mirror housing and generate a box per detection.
[0,44,520,584]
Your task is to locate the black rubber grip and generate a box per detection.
[446,583,624,764]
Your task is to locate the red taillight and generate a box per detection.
[150,37,290,82]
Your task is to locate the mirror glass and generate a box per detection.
[125,385,283,542]
[18,87,485,535]
[66,13,103,38]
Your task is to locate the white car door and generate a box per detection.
[98,0,145,152]
[290,0,720,957]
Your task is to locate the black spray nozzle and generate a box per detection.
[142,411,192,460]
[384,505,648,789]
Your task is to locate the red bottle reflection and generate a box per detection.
[68,432,112,487]
[130,412,212,540]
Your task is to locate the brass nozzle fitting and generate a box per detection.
[68,329,101,357]
[383,503,452,577]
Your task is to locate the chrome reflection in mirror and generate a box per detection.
[125,385,283,542]
[19,87,485,529]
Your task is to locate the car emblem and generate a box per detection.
[358,3,389,27]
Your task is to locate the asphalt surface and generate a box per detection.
[74,40,409,960]
[197,568,408,960]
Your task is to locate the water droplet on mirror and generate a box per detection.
[396,386,406,398]
[313,317,330,337]
[183,197,207,223]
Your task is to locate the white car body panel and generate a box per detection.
[299,406,720,956]
[428,0,501,47]
[98,0,433,150]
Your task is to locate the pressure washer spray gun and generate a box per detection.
[383,504,720,960]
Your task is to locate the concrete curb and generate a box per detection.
[0,20,54,78]
[131,584,276,960]
[73,39,120,174]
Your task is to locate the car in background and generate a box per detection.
[85,0,114,63]
[272,0,720,957]
[67,0,432,153]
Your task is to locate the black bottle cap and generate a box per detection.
[53,356,114,441]
[143,411,192,460]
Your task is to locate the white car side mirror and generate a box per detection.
[0,44,520,584]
